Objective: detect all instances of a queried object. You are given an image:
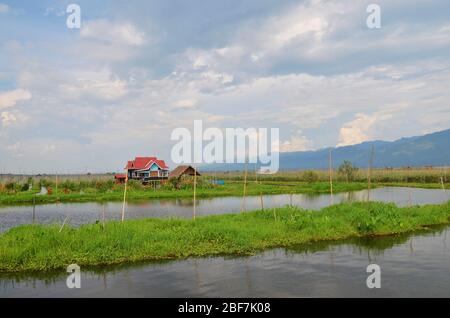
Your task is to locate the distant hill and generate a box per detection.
[201,129,450,171]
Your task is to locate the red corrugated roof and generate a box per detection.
[125,157,169,170]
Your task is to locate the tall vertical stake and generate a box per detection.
[368,145,375,202]
[329,148,333,204]
[242,161,248,212]
[102,203,106,229]
[32,195,36,224]
[193,164,197,220]
[121,168,128,222]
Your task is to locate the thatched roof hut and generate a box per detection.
[169,165,201,179]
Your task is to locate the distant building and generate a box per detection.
[114,174,127,184]
[125,157,170,182]
[169,165,201,180]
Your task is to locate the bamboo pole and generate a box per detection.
[102,203,106,229]
[59,216,69,233]
[32,195,36,224]
[121,169,128,222]
[367,145,375,202]
[241,162,248,212]
[260,192,264,211]
[193,165,197,220]
[329,149,333,204]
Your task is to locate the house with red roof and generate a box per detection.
[124,156,170,182]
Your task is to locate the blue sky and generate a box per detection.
[0,0,450,173]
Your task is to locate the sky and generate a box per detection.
[0,0,449,173]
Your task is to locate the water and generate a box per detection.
[0,187,448,232]
[1,225,449,297]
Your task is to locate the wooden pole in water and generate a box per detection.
[121,168,128,222]
[329,149,333,204]
[242,161,248,212]
[193,165,197,220]
[55,172,58,195]
[367,145,375,202]
[260,192,264,211]
[32,195,36,224]
[441,176,445,191]
[102,203,106,229]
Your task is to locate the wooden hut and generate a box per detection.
[169,165,201,180]
[114,174,127,184]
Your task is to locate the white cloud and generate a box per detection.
[0,3,9,13]
[37,68,128,101]
[173,99,197,110]
[0,111,17,126]
[81,20,145,46]
[59,75,127,101]
[337,109,397,147]
[266,7,332,48]
[0,89,32,109]
[337,114,378,147]
[1,0,450,172]
[280,134,313,152]
[0,111,27,127]
[44,7,65,17]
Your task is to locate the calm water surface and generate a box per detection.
[1,225,450,297]
[0,187,448,232]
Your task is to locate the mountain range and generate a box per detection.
[201,128,450,171]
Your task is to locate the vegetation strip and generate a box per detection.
[1,201,449,272]
[0,181,372,205]
[1,181,448,206]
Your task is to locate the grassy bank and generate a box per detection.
[1,168,448,206]
[0,181,371,206]
[1,201,449,272]
[213,167,449,183]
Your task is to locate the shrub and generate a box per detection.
[302,170,319,183]
[338,161,359,182]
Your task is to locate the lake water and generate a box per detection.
[1,225,450,297]
[0,187,448,232]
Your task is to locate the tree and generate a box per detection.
[338,161,359,182]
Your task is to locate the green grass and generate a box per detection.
[1,180,447,206]
[1,201,449,272]
[0,181,371,206]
